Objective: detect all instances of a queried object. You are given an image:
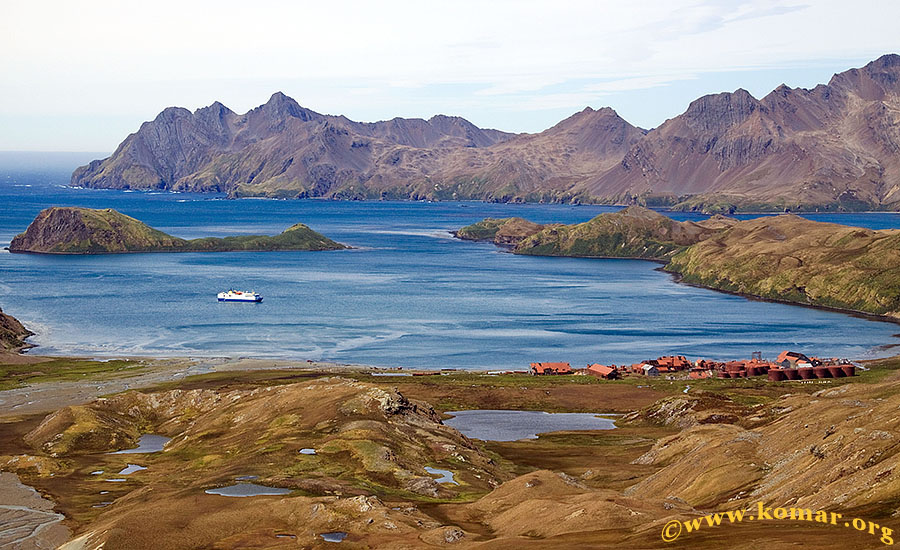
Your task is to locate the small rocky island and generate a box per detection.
[8,207,348,254]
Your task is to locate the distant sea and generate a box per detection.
[2,152,900,369]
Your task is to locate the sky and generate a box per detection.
[1,0,899,152]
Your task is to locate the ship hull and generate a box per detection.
[217,291,263,302]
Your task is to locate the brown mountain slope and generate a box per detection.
[74,55,900,210]
[579,54,900,212]
[71,95,643,201]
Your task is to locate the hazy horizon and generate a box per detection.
[3,1,900,151]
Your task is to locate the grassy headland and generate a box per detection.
[457,207,900,318]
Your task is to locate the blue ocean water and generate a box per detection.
[2,153,899,369]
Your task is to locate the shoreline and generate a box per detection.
[43,186,900,214]
[658,266,900,328]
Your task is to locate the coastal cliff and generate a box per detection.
[9,207,348,254]
[458,208,900,318]
[0,307,33,353]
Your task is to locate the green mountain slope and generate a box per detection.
[666,215,900,317]
[513,206,735,260]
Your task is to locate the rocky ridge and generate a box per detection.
[72,55,900,211]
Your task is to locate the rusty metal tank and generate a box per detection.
[841,365,856,377]
[813,366,832,378]
[826,366,846,378]
[768,369,787,382]
[784,369,801,380]
[798,368,816,380]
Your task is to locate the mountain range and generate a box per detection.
[73,55,900,212]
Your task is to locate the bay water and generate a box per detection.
[2,153,899,369]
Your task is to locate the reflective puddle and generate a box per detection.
[110,434,171,454]
[118,464,146,475]
[444,410,616,441]
[424,466,458,485]
[320,531,348,543]
[204,483,291,497]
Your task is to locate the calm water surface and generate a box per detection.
[109,435,170,454]
[2,153,900,369]
[444,410,618,441]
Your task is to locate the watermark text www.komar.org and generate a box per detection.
[661,502,894,545]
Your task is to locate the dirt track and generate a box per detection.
[0,356,370,417]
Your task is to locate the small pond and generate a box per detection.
[110,434,171,454]
[204,483,291,497]
[444,410,616,441]
[320,531,348,543]
[118,464,146,475]
[424,466,458,485]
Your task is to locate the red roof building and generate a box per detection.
[586,364,619,379]
[530,362,573,375]
[655,356,691,370]
[776,351,811,367]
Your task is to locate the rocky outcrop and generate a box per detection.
[72,55,900,211]
[0,307,33,353]
[453,217,547,246]
[9,207,348,254]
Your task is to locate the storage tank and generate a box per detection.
[826,366,846,378]
[768,369,787,382]
[813,366,832,379]
[798,368,816,380]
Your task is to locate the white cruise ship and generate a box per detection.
[217,290,263,303]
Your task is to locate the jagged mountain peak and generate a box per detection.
[72,55,900,210]
[253,91,320,123]
[679,87,764,133]
[153,106,192,123]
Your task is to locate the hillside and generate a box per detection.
[8,207,348,254]
[6,365,900,549]
[577,54,900,212]
[0,307,33,354]
[513,206,736,260]
[666,214,900,318]
[71,55,900,211]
